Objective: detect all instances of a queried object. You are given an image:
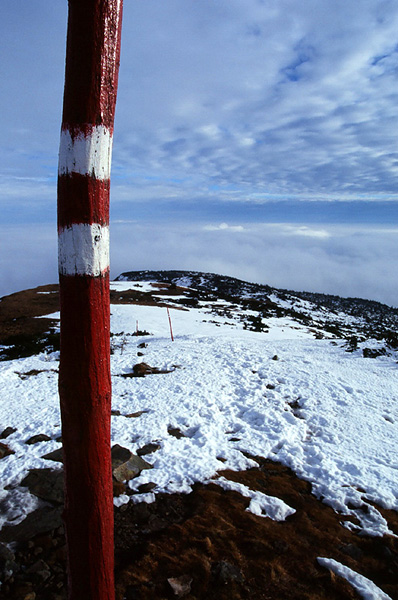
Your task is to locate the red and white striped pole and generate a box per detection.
[57,1,123,599]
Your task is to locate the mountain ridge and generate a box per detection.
[116,269,398,345]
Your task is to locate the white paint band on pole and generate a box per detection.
[58,223,110,276]
[58,126,113,180]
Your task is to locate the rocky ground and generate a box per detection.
[0,456,398,599]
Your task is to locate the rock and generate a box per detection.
[167,574,193,597]
[0,506,63,544]
[137,482,157,494]
[137,443,161,456]
[20,468,64,504]
[271,355,279,361]
[0,541,18,582]
[111,444,132,467]
[125,362,173,377]
[113,480,126,497]
[42,448,63,463]
[0,426,17,439]
[0,441,15,459]
[362,347,387,359]
[211,560,244,584]
[113,455,153,483]
[132,362,155,376]
[125,410,148,418]
[26,559,51,581]
[26,434,52,445]
[137,342,148,349]
[167,427,186,439]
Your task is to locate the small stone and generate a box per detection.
[27,559,50,577]
[13,582,34,599]
[42,448,64,463]
[20,468,64,504]
[0,427,17,439]
[0,441,15,459]
[113,455,153,483]
[137,482,157,494]
[212,560,244,584]
[167,427,186,439]
[0,541,17,581]
[132,362,154,376]
[167,574,193,598]
[0,506,63,544]
[137,443,161,456]
[125,411,148,418]
[26,434,52,445]
[113,480,126,497]
[111,444,132,466]
[271,355,279,361]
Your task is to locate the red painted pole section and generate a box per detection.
[57,2,123,599]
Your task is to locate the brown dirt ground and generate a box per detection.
[0,285,397,599]
[1,459,397,599]
[0,282,190,344]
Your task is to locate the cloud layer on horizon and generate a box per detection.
[1,221,397,308]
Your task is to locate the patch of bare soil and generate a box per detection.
[1,459,397,599]
[0,283,187,352]
[0,284,189,360]
[0,285,59,343]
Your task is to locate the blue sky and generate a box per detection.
[1,1,398,305]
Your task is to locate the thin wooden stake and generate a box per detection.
[167,307,174,342]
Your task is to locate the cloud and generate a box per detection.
[203,223,245,232]
[1,220,397,309]
[281,225,331,239]
[2,0,398,215]
[108,220,398,307]
[1,1,397,303]
[111,0,398,201]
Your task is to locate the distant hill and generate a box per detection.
[116,270,398,345]
[1,270,397,361]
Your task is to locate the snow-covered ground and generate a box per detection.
[1,279,397,597]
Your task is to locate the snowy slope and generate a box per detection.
[0,273,398,597]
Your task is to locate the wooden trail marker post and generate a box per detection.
[57,1,123,598]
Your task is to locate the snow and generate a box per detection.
[317,557,393,600]
[212,477,296,521]
[1,281,398,553]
